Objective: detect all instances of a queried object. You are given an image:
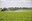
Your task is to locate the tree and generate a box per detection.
[1,8,7,11]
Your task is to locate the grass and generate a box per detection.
[0,10,32,21]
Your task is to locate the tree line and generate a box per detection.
[0,7,32,11]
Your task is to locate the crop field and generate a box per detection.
[0,10,32,21]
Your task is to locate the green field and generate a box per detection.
[0,10,32,21]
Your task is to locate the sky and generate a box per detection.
[0,0,32,8]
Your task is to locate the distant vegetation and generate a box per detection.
[1,8,8,11]
[0,7,32,11]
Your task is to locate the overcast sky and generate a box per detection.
[0,0,32,8]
